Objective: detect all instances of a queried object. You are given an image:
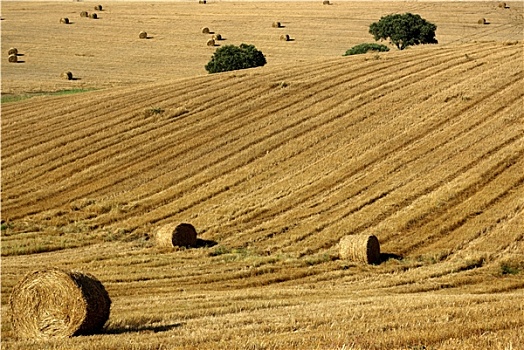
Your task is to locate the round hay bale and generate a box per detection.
[323,0,330,4]
[206,38,216,46]
[280,34,290,41]
[9,269,111,339]
[8,54,18,63]
[89,13,98,19]
[155,223,197,247]
[339,234,381,264]
[201,26,210,34]
[212,33,222,41]
[61,71,73,80]
[498,2,506,8]
[272,21,281,28]
[94,5,103,11]
[199,0,207,4]
[8,47,18,56]
[80,11,89,18]
[60,17,69,24]
[478,18,486,24]
[139,31,147,39]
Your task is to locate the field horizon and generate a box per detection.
[1,1,523,349]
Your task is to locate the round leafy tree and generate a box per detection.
[205,43,266,73]
[369,13,438,50]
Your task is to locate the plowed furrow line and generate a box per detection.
[114,46,488,205]
[108,48,486,227]
[4,47,456,213]
[205,63,523,241]
[399,159,524,256]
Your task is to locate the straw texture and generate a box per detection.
[339,234,381,264]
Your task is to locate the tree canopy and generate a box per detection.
[369,13,438,50]
[205,44,266,74]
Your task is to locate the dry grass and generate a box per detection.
[1,1,523,349]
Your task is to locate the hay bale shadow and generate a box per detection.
[196,238,217,248]
[380,253,403,263]
[105,322,182,335]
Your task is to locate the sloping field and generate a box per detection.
[2,1,524,350]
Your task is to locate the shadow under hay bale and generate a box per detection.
[9,269,111,339]
[339,234,381,265]
[155,223,198,248]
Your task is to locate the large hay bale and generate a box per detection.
[8,54,17,63]
[212,33,222,41]
[199,0,207,4]
[9,269,111,339]
[339,234,381,264]
[272,21,282,28]
[60,17,70,24]
[156,223,198,247]
[80,11,89,18]
[61,71,73,80]
[139,31,147,39]
[201,26,210,34]
[8,47,18,56]
[94,5,103,11]
[206,38,216,46]
[89,13,98,19]
[280,34,290,41]
[498,2,507,8]
[478,18,487,24]
[323,0,331,4]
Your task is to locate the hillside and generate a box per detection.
[1,1,524,349]
[2,40,523,349]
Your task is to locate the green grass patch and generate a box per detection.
[1,88,97,104]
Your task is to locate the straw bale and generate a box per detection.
[9,269,111,339]
[272,21,282,28]
[60,18,70,24]
[61,71,73,80]
[94,5,103,11]
[212,33,222,41]
[156,223,198,247]
[89,13,98,19]
[8,47,18,56]
[80,11,89,18]
[207,38,216,46]
[280,34,290,41]
[202,27,210,34]
[339,234,380,264]
[323,0,331,4]
[139,31,148,39]
[8,54,18,63]
[478,18,486,24]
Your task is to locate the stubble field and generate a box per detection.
[1,1,523,349]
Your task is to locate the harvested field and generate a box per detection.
[1,1,523,349]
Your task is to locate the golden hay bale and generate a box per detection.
[139,31,147,39]
[80,11,89,17]
[61,71,73,80]
[478,18,487,24]
[206,38,216,46]
[155,223,198,247]
[323,0,331,4]
[201,26,210,34]
[94,5,103,11]
[8,54,17,63]
[9,269,111,339]
[280,34,290,41]
[212,33,222,41]
[272,21,282,28]
[339,234,381,264]
[199,0,207,3]
[498,2,507,8]
[60,17,69,24]
[8,47,18,56]
[89,13,98,19]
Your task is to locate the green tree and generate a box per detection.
[205,43,266,74]
[369,13,438,50]
[343,43,390,56]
